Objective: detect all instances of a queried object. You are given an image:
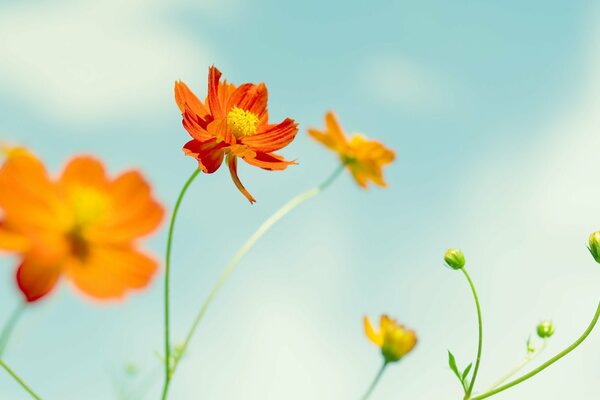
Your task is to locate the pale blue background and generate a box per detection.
[1,0,600,399]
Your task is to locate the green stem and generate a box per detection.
[0,302,25,357]
[472,301,600,400]
[360,362,388,400]
[0,359,41,400]
[165,164,345,394]
[462,267,483,399]
[485,339,548,392]
[161,169,201,400]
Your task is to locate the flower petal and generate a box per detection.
[227,82,268,119]
[0,222,29,251]
[307,111,348,153]
[242,151,296,171]
[60,156,108,190]
[227,155,256,203]
[242,118,298,153]
[16,257,62,302]
[87,171,164,243]
[66,245,158,300]
[183,139,226,173]
[364,316,383,346]
[207,65,225,117]
[0,150,68,233]
[174,80,210,118]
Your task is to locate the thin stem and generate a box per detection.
[461,267,483,398]
[161,169,201,400]
[0,302,25,357]
[360,362,388,400]
[0,359,41,400]
[472,301,600,400]
[165,164,345,393]
[485,339,548,391]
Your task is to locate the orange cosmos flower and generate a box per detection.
[174,66,299,203]
[0,148,164,302]
[308,112,395,189]
[364,314,417,363]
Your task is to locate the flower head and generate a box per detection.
[0,149,164,302]
[364,314,417,363]
[537,321,555,339]
[444,248,466,270]
[308,112,395,189]
[175,66,299,203]
[588,231,600,264]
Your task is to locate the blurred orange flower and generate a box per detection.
[308,112,395,189]
[174,66,299,203]
[0,148,164,302]
[364,314,417,362]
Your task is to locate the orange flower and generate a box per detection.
[174,66,299,203]
[308,112,395,188]
[364,314,417,362]
[0,148,164,302]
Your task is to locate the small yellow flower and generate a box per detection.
[308,112,395,189]
[364,314,417,363]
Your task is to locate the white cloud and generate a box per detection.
[361,55,453,111]
[0,0,224,123]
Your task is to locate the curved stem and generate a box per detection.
[485,339,548,392]
[0,302,25,357]
[472,301,600,400]
[166,164,345,389]
[161,169,201,400]
[462,267,483,398]
[360,362,388,400]
[0,359,41,400]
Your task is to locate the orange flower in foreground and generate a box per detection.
[174,66,299,203]
[308,112,395,188]
[364,314,417,363]
[0,148,164,302]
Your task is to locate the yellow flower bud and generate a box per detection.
[444,248,465,270]
[588,231,600,264]
[537,321,554,339]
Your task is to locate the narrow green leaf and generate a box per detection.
[448,351,461,380]
[462,363,472,381]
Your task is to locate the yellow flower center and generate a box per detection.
[69,186,109,227]
[227,107,259,138]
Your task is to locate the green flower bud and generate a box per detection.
[588,231,600,263]
[537,321,554,339]
[444,248,465,270]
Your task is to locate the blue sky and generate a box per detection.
[1,0,600,399]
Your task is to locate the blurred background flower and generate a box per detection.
[1,0,600,399]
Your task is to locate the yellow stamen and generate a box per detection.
[227,107,259,138]
[69,186,109,227]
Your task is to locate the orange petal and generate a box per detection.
[17,257,62,302]
[227,155,256,203]
[88,170,164,243]
[174,80,210,118]
[227,82,268,120]
[364,316,383,346]
[182,108,213,142]
[307,111,349,153]
[207,65,224,118]
[242,151,296,171]
[183,139,227,173]
[66,245,158,300]
[0,150,68,233]
[242,118,298,153]
[0,222,29,251]
[59,156,108,190]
